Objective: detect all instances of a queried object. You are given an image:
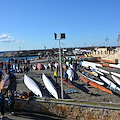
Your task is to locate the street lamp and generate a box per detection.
[54,33,65,99]
[44,45,46,54]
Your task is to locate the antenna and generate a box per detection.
[105,37,109,47]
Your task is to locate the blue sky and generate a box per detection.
[0,0,120,51]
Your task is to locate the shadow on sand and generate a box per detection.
[73,82,101,97]
[47,76,71,99]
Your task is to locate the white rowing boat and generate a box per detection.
[81,61,102,68]
[32,64,37,70]
[100,76,120,91]
[109,64,120,68]
[81,72,104,85]
[111,72,120,78]
[80,68,104,85]
[42,73,58,99]
[90,67,104,75]
[88,77,104,85]
[96,67,109,74]
[111,75,120,86]
[0,74,10,90]
[24,74,42,97]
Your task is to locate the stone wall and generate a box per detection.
[6,99,120,120]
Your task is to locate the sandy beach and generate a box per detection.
[6,59,120,104]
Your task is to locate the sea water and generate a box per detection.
[0,56,38,62]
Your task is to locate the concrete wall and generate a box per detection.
[6,99,120,120]
[92,47,120,63]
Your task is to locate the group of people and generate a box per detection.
[0,89,15,118]
[7,58,30,65]
[54,69,69,83]
[53,58,78,83]
[0,60,32,76]
[0,62,15,118]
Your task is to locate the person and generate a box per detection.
[54,70,58,83]
[50,62,54,71]
[23,65,26,74]
[7,63,11,73]
[0,90,6,118]
[64,70,68,80]
[3,63,7,74]
[0,70,3,81]
[1,62,3,70]
[25,65,30,74]
[55,62,59,70]
[73,60,77,71]
[7,90,15,115]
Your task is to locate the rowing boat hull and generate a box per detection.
[97,62,115,68]
[80,76,112,94]
[95,67,109,74]
[77,56,84,59]
[24,74,42,97]
[0,74,10,91]
[81,61,102,67]
[111,72,120,78]
[42,73,58,99]
[90,67,104,75]
[84,69,98,76]
[109,64,120,68]
[97,63,111,67]
[32,64,37,70]
[84,74,104,85]
[37,63,42,70]
[59,77,74,87]
[96,58,115,64]
[80,70,104,85]
[111,75,120,86]
[100,76,120,91]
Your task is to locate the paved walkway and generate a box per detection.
[1,111,68,120]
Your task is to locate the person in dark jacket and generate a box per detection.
[64,70,68,80]
[0,90,6,118]
[0,70,3,81]
[8,90,15,115]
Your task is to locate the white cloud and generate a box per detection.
[15,40,26,43]
[0,33,25,43]
[0,33,8,39]
[8,36,14,39]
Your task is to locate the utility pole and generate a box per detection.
[117,34,120,46]
[54,33,65,99]
[44,45,46,54]
[105,37,109,47]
